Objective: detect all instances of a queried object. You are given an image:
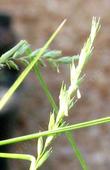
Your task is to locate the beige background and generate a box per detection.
[0,0,110,170]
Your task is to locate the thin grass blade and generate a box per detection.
[0,19,66,110]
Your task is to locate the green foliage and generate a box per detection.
[0,17,109,170]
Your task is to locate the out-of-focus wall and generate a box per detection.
[0,0,110,170]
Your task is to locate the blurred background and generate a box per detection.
[0,0,110,170]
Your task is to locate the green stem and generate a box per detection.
[34,65,58,113]
[66,132,88,170]
[0,153,36,170]
[0,116,109,146]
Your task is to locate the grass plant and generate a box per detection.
[0,17,109,170]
